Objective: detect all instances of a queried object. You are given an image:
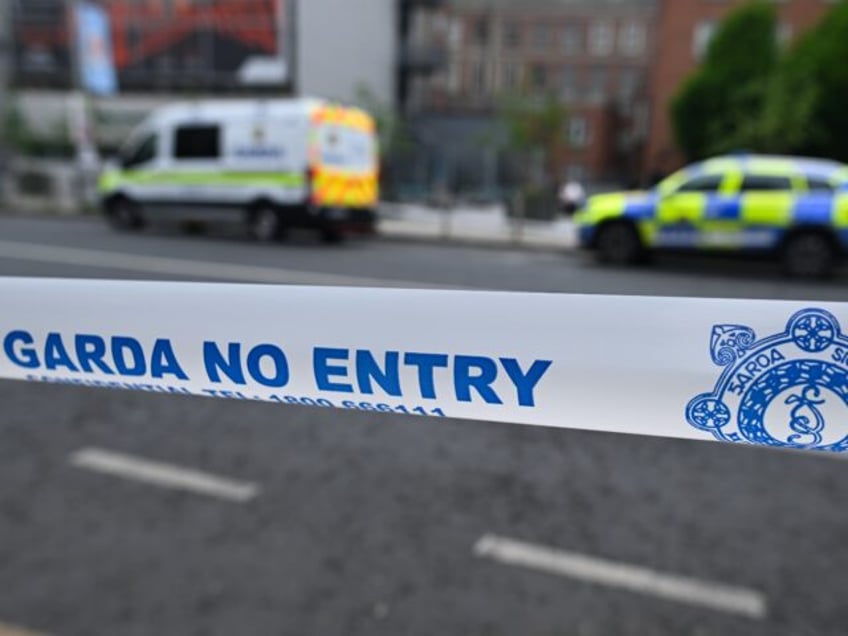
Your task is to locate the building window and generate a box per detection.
[633,101,650,138]
[471,61,487,93]
[448,18,463,48]
[619,22,646,56]
[502,63,521,91]
[127,23,141,53]
[472,18,490,46]
[589,66,608,101]
[693,21,717,60]
[569,117,590,148]
[530,64,548,92]
[617,68,640,100]
[589,21,614,56]
[448,57,460,93]
[503,23,521,48]
[562,23,582,54]
[561,67,577,100]
[533,24,554,50]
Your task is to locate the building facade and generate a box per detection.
[406,0,657,185]
[297,0,398,107]
[644,0,834,179]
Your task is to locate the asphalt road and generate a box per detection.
[0,216,847,636]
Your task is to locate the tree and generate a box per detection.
[353,84,413,198]
[496,92,569,187]
[769,1,848,161]
[354,84,411,163]
[671,1,778,160]
[2,95,74,159]
[493,93,570,219]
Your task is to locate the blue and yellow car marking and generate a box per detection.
[576,154,848,254]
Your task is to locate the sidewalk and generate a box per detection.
[377,202,578,251]
[0,198,580,251]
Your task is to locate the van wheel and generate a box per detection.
[595,221,643,265]
[249,204,283,242]
[107,198,145,231]
[321,228,344,244]
[781,231,837,279]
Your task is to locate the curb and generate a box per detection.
[375,227,575,254]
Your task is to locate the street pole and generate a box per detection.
[65,0,100,210]
[0,0,12,194]
[512,188,525,246]
[284,0,297,95]
[0,0,9,109]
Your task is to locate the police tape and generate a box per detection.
[2,277,847,453]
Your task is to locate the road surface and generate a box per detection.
[0,216,846,636]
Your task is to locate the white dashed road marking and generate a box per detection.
[70,448,259,503]
[473,534,767,620]
[0,621,49,636]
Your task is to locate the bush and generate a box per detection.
[671,1,778,160]
[773,2,848,161]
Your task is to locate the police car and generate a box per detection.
[575,155,848,277]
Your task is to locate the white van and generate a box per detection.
[98,98,379,242]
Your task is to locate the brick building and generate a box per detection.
[644,0,834,180]
[407,0,657,185]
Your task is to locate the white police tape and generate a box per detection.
[1,277,846,452]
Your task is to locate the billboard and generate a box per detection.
[12,0,292,92]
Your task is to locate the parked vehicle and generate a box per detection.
[575,155,848,277]
[99,98,379,242]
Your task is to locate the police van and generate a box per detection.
[575,155,848,277]
[98,98,379,242]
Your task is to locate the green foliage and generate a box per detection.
[671,1,778,160]
[672,0,848,163]
[2,96,75,159]
[702,2,778,77]
[496,92,568,184]
[670,72,724,161]
[354,83,411,158]
[771,1,848,161]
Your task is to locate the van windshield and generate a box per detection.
[119,131,157,169]
[319,126,376,172]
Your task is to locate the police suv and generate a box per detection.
[575,155,848,277]
[99,98,379,243]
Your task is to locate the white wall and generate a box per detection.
[297,0,397,107]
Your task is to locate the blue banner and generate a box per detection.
[75,2,117,95]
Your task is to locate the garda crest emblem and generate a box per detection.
[686,308,848,452]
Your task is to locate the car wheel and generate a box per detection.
[107,198,144,231]
[781,232,837,279]
[595,222,643,265]
[249,204,282,242]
